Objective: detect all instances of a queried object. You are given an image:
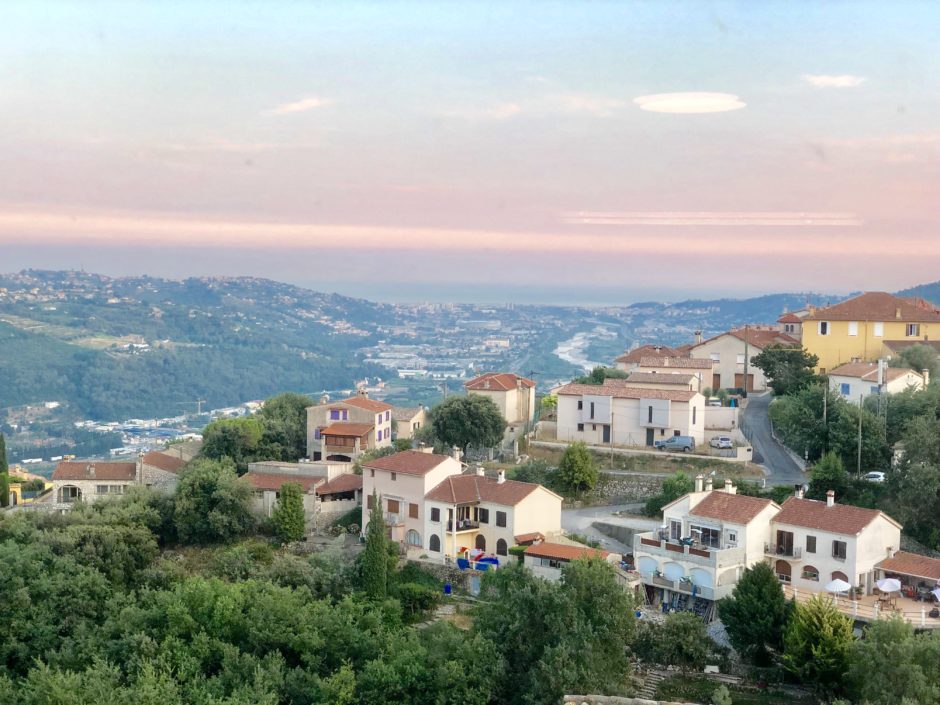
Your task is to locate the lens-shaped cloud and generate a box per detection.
[633,92,746,114]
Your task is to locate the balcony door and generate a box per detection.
[776,530,794,556]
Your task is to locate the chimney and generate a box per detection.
[886,546,897,559]
[705,476,713,492]
[826,490,835,507]
[319,394,329,405]
[451,446,462,462]
[895,307,902,319]
[654,345,662,354]
[357,388,368,398]
[724,479,736,495]
[476,465,485,477]
[694,474,704,492]
[418,442,432,454]
[794,484,804,499]
[87,464,95,479]
[497,469,505,484]
[694,330,703,345]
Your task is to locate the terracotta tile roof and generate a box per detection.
[555,381,699,402]
[778,312,804,323]
[363,449,452,476]
[615,344,682,364]
[141,451,186,474]
[882,340,940,355]
[425,473,547,506]
[773,496,900,535]
[625,372,696,385]
[829,362,922,384]
[639,356,714,370]
[689,491,777,524]
[524,542,614,562]
[514,531,545,544]
[877,551,940,582]
[315,473,363,495]
[804,292,940,323]
[465,372,536,391]
[391,406,423,422]
[320,423,373,437]
[244,472,321,492]
[694,328,798,351]
[342,395,393,412]
[53,461,137,482]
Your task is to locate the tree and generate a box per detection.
[573,366,630,385]
[645,611,710,672]
[886,414,940,548]
[258,392,314,461]
[890,343,939,382]
[361,490,388,599]
[711,685,733,705]
[0,433,8,508]
[847,617,940,705]
[645,471,695,516]
[718,562,790,664]
[556,441,598,493]
[807,451,851,500]
[751,345,820,396]
[272,482,306,543]
[200,416,265,470]
[782,595,853,694]
[431,395,506,451]
[173,458,255,544]
[539,394,557,420]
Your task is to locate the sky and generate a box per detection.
[1,1,939,304]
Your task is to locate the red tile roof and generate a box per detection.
[625,372,696,385]
[877,551,940,582]
[882,340,940,355]
[391,406,423,422]
[804,292,940,323]
[514,531,545,544]
[777,313,803,324]
[342,395,393,412]
[141,451,186,474]
[829,362,922,384]
[465,372,536,391]
[244,472,321,492]
[555,382,699,402]
[320,423,373,437]
[639,356,714,369]
[694,328,798,351]
[773,496,900,535]
[689,491,777,524]
[315,473,363,495]
[524,542,614,562]
[363,450,452,476]
[425,473,548,506]
[53,461,137,482]
[615,345,682,364]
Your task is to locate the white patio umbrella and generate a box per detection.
[876,578,902,593]
[931,587,940,601]
[825,578,852,594]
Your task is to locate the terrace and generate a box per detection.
[782,584,940,630]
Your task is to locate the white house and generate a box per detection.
[555,379,705,448]
[635,356,715,393]
[613,344,683,372]
[523,541,618,582]
[465,372,537,434]
[689,327,798,392]
[624,371,698,392]
[828,361,924,404]
[633,477,780,611]
[51,460,138,505]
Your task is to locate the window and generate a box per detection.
[496,511,507,527]
[405,529,421,546]
[648,405,653,423]
[874,322,884,337]
[907,323,921,337]
[540,557,563,568]
[818,321,829,336]
[840,383,850,396]
[367,494,374,509]
[785,323,794,333]
[330,409,340,420]
[710,352,720,361]
[870,385,880,394]
[377,429,382,441]
[801,565,819,581]
[314,428,321,440]
[496,538,508,556]
[429,534,441,552]
[387,499,399,513]
[577,400,583,410]
[727,530,737,546]
[832,540,847,560]
[390,471,396,481]
[589,401,595,419]
[409,503,418,519]
[670,520,682,541]
[690,524,720,549]
[96,485,108,494]
[736,353,745,364]
[848,321,858,336]
[577,423,584,432]
[478,508,490,524]
[431,507,440,522]
[385,411,390,422]
[110,485,124,494]
[342,410,348,420]
[370,468,374,477]
[692,406,697,424]
[806,536,816,553]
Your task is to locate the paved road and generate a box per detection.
[742,392,806,487]
[561,503,656,554]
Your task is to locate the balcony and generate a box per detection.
[765,543,803,560]
[635,532,745,569]
[447,520,480,532]
[385,513,403,526]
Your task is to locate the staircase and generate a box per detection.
[637,671,664,700]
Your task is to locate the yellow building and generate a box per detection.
[802,292,940,372]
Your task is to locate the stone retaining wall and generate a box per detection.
[563,697,700,705]
[595,474,667,502]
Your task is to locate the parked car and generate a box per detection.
[654,435,696,452]
[706,398,722,407]
[710,436,733,449]
[863,471,886,483]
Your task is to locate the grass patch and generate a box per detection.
[656,675,814,705]
[528,445,763,478]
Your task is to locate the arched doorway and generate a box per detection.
[475,534,486,551]
[831,570,849,583]
[429,534,441,552]
[496,539,508,556]
[775,560,792,583]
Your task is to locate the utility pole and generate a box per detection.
[857,394,863,477]
[822,385,828,453]
[742,324,749,399]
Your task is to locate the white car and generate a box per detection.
[710,436,733,449]
[863,471,886,483]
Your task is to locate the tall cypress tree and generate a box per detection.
[361,489,388,599]
[0,433,9,508]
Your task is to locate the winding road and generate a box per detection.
[741,392,806,487]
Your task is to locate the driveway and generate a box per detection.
[561,503,656,554]
[741,392,806,487]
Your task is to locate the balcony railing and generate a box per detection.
[385,513,403,525]
[447,520,480,532]
[765,543,803,559]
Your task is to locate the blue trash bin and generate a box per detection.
[444,583,452,595]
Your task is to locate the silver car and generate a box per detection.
[710,436,733,449]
